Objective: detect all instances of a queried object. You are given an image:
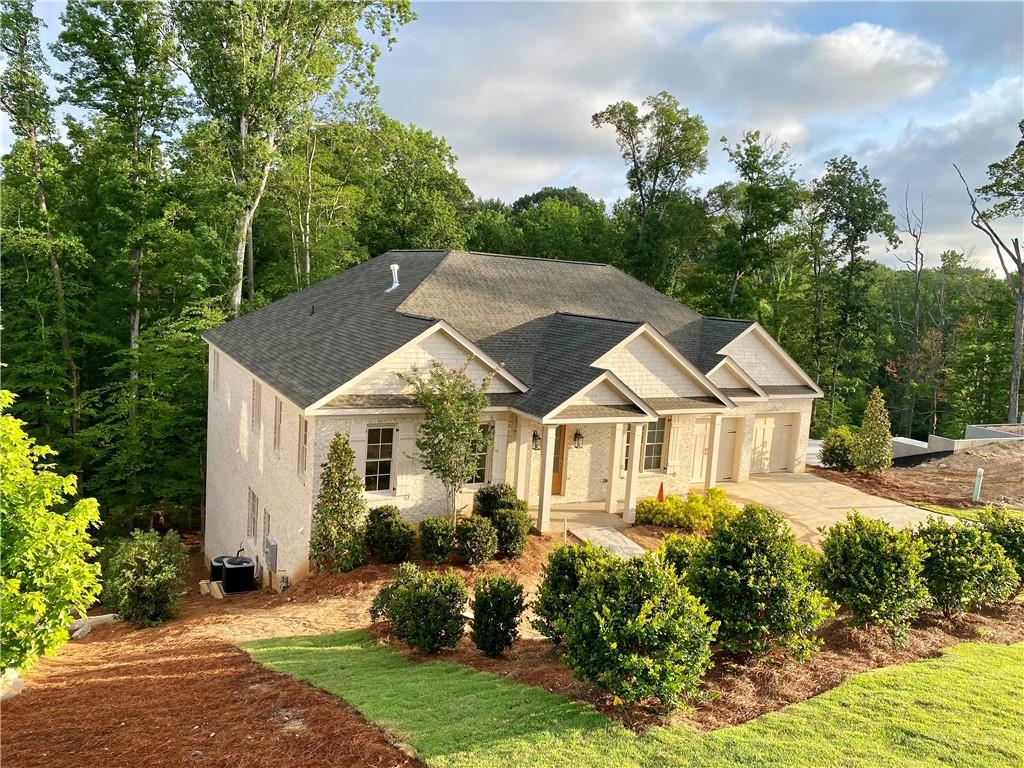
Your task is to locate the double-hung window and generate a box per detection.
[364,426,395,492]
[247,488,258,540]
[272,397,283,450]
[251,379,262,428]
[470,424,494,484]
[643,418,668,471]
[212,350,220,393]
[297,417,308,474]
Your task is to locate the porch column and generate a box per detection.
[537,425,557,533]
[704,414,723,489]
[605,423,624,515]
[514,422,531,497]
[623,423,643,524]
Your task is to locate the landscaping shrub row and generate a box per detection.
[634,487,739,530]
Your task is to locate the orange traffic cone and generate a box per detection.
[657,482,665,502]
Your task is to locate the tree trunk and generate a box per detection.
[129,245,142,421]
[1011,284,1023,424]
[245,219,255,301]
[230,144,276,315]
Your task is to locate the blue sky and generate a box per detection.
[13,1,1024,271]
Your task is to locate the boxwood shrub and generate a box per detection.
[104,529,189,628]
[562,553,717,707]
[385,566,468,653]
[658,533,704,580]
[819,426,857,471]
[456,516,498,566]
[914,517,1019,616]
[366,505,415,563]
[473,483,522,517]
[369,561,421,623]
[818,512,930,645]
[492,507,531,558]
[689,504,833,658]
[419,517,456,564]
[532,542,615,643]
[978,506,1024,587]
[471,575,526,657]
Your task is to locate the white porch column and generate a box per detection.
[606,423,624,515]
[537,425,557,533]
[704,414,723,489]
[514,422,531,497]
[623,423,643,524]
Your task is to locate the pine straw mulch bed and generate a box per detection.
[1,620,423,768]
[371,600,1024,733]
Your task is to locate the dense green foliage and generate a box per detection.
[689,504,833,657]
[369,561,420,623]
[473,483,521,517]
[251,632,1024,768]
[419,517,457,564]
[103,529,189,628]
[818,513,930,644]
[978,506,1024,583]
[456,516,498,567]
[0,391,101,671]
[470,575,526,657]
[2,0,1021,543]
[532,542,616,643]
[635,489,738,530]
[366,505,416,564]
[819,426,857,470]
[309,434,368,572]
[852,388,894,472]
[914,517,1019,616]
[658,533,704,580]
[492,507,531,558]
[562,554,717,707]
[387,567,468,653]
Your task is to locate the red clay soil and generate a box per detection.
[375,601,1024,733]
[810,442,1024,509]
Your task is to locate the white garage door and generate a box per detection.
[751,413,796,474]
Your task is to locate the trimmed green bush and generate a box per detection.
[473,483,522,517]
[104,530,189,628]
[471,576,526,657]
[658,533,704,580]
[689,504,833,658]
[456,516,498,566]
[914,517,1019,616]
[635,489,738,530]
[492,507,531,558]
[818,512,930,644]
[388,568,468,653]
[366,505,415,563]
[532,542,615,643]
[978,506,1024,586]
[419,517,456,564]
[562,553,718,707]
[820,426,857,471]
[369,561,421,623]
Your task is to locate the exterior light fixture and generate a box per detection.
[532,430,541,450]
[573,429,584,449]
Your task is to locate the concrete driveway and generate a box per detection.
[727,473,939,546]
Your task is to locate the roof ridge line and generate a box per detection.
[461,250,616,267]
[704,316,753,323]
[553,311,643,325]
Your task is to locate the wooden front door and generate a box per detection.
[551,425,567,495]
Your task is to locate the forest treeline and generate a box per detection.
[2,0,1021,533]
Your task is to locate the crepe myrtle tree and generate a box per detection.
[401,362,491,522]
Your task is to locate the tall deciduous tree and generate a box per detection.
[959,121,1024,424]
[402,363,491,522]
[593,92,708,290]
[172,0,413,314]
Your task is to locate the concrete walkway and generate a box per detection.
[727,473,938,546]
[568,526,646,558]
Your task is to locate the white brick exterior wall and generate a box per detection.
[204,347,315,583]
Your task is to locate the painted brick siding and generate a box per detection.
[600,334,705,398]
[341,329,517,395]
[721,333,802,386]
[204,346,314,583]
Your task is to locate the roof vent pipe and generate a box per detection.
[385,263,400,293]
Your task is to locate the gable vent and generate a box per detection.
[385,263,400,293]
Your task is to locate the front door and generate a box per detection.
[717,418,740,481]
[551,425,567,495]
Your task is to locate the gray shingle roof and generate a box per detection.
[204,250,764,411]
[761,385,818,396]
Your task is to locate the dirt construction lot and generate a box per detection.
[811,441,1023,510]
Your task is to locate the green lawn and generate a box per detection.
[246,632,1024,768]
[915,503,1024,523]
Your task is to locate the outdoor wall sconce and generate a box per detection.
[532,430,541,450]
[573,429,584,449]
